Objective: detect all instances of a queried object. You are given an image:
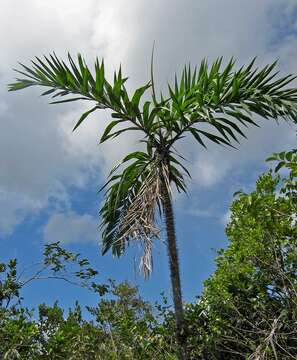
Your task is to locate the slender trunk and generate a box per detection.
[162,181,188,360]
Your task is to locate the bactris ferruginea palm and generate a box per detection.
[9,53,297,359]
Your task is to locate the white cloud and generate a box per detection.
[183,204,231,227]
[0,190,38,236]
[187,120,296,189]
[1,0,297,236]
[189,208,215,218]
[43,212,98,244]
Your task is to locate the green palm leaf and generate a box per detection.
[164,58,297,149]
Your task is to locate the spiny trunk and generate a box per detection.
[162,181,188,360]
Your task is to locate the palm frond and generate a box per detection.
[100,152,167,277]
[8,53,151,132]
[164,58,297,149]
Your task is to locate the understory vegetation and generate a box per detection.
[1,150,297,359]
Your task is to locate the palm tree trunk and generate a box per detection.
[162,182,188,360]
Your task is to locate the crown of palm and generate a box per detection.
[9,53,297,275]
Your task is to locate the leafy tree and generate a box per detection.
[185,153,297,359]
[0,242,108,359]
[0,251,173,359]
[9,53,297,359]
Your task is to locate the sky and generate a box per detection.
[1,0,297,311]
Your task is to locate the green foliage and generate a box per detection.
[186,160,297,358]
[267,148,297,198]
[0,259,22,311]
[0,256,177,359]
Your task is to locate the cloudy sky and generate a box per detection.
[1,0,297,309]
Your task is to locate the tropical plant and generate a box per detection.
[9,53,297,359]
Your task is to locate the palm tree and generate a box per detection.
[9,54,297,359]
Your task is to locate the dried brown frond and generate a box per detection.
[117,162,170,278]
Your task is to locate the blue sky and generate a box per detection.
[1,0,297,312]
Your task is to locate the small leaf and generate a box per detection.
[285,151,293,162]
[275,161,285,173]
[189,128,206,148]
[50,97,89,104]
[100,120,122,143]
[131,83,151,108]
[72,106,98,131]
[41,88,56,96]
